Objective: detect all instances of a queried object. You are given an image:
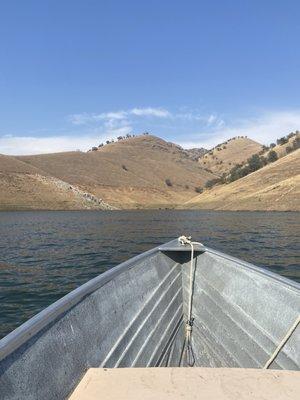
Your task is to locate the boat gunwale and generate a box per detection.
[0,243,160,361]
[0,239,299,362]
[205,246,300,292]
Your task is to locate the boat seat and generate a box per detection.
[69,367,300,399]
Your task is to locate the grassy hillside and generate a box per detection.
[183,149,300,211]
[198,137,262,175]
[2,133,298,211]
[0,154,115,210]
[14,135,216,209]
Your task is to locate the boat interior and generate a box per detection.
[0,239,299,400]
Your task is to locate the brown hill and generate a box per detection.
[182,149,300,211]
[0,154,113,211]
[13,135,216,209]
[183,147,207,161]
[198,137,262,175]
[0,154,47,174]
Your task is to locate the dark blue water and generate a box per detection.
[0,210,299,339]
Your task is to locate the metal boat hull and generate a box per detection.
[0,239,299,399]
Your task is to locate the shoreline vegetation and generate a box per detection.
[0,132,299,212]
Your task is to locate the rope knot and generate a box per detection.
[178,235,192,246]
[186,318,194,328]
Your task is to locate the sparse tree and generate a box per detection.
[268,150,278,163]
[247,154,264,172]
[277,136,288,145]
[205,178,220,189]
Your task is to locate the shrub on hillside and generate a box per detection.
[195,186,203,193]
[277,137,288,145]
[165,178,172,187]
[228,164,247,182]
[268,150,278,163]
[205,178,221,189]
[247,154,265,172]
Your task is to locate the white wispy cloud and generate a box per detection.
[69,107,171,126]
[0,126,133,155]
[130,107,171,117]
[178,110,300,149]
[68,111,127,125]
[1,109,299,155]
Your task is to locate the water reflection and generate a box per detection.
[0,210,299,338]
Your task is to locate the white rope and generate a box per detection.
[263,314,300,369]
[178,235,203,367]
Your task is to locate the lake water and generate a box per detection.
[0,210,299,339]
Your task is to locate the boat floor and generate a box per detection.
[69,367,300,400]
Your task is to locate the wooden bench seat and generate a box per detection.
[69,367,300,399]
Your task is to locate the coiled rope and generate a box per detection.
[178,235,203,367]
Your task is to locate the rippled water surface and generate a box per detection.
[0,210,299,338]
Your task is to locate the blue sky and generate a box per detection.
[1,0,300,154]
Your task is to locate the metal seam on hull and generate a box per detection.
[186,272,299,369]
[156,318,183,367]
[112,272,182,367]
[184,277,269,352]
[131,289,182,367]
[179,336,187,366]
[191,337,225,368]
[192,319,243,367]
[132,297,182,367]
[192,325,235,367]
[146,306,183,367]
[100,263,181,367]
[189,272,278,340]
[192,326,230,367]
[191,305,259,367]
[0,245,162,361]
[182,272,282,354]
[193,300,262,367]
